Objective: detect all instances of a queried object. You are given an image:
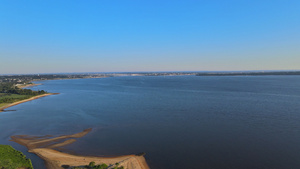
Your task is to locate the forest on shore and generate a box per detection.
[0,83,46,107]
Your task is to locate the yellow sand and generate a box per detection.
[11,129,149,169]
[0,93,58,112]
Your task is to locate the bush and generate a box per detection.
[89,161,96,167]
[0,145,33,169]
[62,164,70,168]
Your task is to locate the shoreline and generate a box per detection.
[0,93,59,112]
[11,128,150,169]
[18,83,42,88]
[30,148,149,169]
[4,79,150,169]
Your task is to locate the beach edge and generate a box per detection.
[0,93,59,112]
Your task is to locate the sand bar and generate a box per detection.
[11,128,92,150]
[11,129,150,169]
[30,148,149,169]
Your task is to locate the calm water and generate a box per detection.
[1,76,300,169]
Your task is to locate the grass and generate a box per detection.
[0,145,33,169]
[0,94,32,106]
[0,103,10,108]
[0,94,31,101]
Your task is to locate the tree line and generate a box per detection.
[0,83,46,96]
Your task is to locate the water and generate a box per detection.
[1,75,300,169]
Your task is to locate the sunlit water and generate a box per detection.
[1,76,300,169]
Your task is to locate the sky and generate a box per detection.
[0,0,300,74]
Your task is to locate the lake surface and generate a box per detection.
[1,76,300,169]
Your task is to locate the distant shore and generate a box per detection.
[196,71,300,76]
[0,93,58,112]
[18,83,42,88]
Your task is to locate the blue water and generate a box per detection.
[1,76,300,169]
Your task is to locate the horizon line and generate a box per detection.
[1,69,300,75]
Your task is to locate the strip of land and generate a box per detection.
[196,71,300,76]
[18,83,42,89]
[11,129,150,169]
[30,148,149,169]
[0,93,58,112]
[11,128,92,150]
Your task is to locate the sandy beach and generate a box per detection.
[30,148,149,169]
[18,83,42,89]
[11,128,150,169]
[0,93,58,112]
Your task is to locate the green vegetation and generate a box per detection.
[0,83,46,96]
[0,145,33,169]
[0,83,47,106]
[69,162,124,169]
[0,74,107,84]
[0,94,31,104]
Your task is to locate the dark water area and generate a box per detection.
[1,76,300,169]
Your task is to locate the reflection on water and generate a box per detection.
[1,76,300,169]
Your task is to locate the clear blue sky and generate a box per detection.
[1,0,299,74]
